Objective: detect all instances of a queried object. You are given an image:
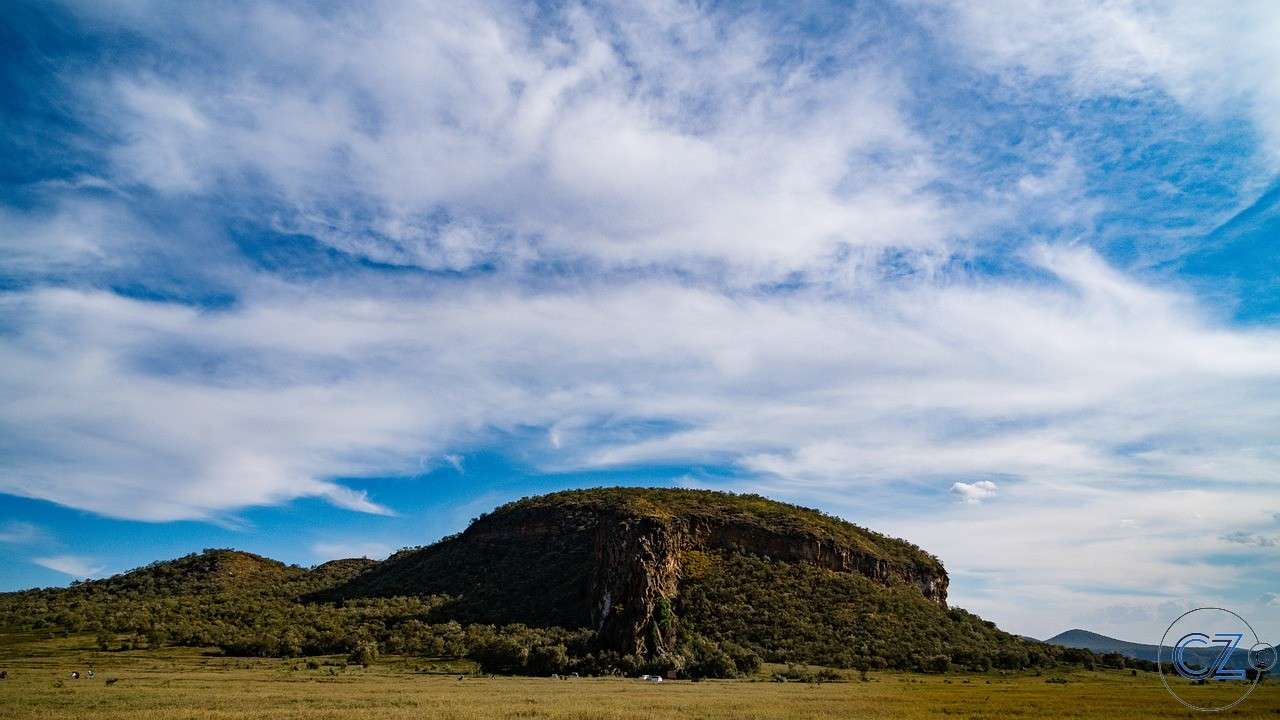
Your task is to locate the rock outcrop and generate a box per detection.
[322,487,948,656]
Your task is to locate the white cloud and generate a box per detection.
[33,555,103,578]
[950,480,999,504]
[0,521,47,545]
[880,483,1280,640]
[932,0,1280,164]
[318,487,394,517]
[2,245,1279,527]
[442,455,465,474]
[55,0,960,284]
[1263,592,1280,607]
[311,541,393,562]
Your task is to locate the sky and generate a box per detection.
[1,0,1279,644]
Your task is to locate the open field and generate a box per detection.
[1,633,1277,719]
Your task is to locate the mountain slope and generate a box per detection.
[319,488,949,655]
[1044,629,1251,669]
[84,549,301,596]
[1044,629,1160,661]
[1,489,1090,675]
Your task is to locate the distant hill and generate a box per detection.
[1045,629,1163,661]
[1044,629,1251,669]
[42,548,374,599]
[0,488,1100,676]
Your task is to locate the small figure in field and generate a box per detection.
[104,678,118,686]
[0,670,7,679]
[70,671,80,679]
[86,669,95,679]
[457,674,465,681]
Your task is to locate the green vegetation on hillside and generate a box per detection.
[0,491,1118,679]
[317,521,598,629]
[678,550,1056,671]
[492,487,943,571]
[0,548,737,677]
[0,545,1094,679]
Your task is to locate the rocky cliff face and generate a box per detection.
[323,488,948,657]
[581,509,948,655]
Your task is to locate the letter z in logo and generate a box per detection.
[1174,632,1244,681]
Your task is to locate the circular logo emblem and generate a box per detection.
[1158,607,1275,712]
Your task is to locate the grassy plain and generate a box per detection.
[1,632,1277,719]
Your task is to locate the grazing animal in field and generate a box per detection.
[86,670,95,679]
[0,670,7,679]
[105,678,118,686]
[70,671,79,679]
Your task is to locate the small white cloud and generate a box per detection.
[318,486,395,516]
[33,555,103,578]
[1262,592,1280,607]
[311,541,392,561]
[443,454,464,473]
[950,480,999,504]
[0,521,46,545]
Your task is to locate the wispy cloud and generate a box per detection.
[0,521,47,545]
[311,541,393,561]
[933,0,1280,158]
[33,555,103,579]
[319,487,395,517]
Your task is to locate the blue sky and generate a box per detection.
[2,0,1279,643]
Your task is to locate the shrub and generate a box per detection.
[527,644,570,676]
[924,655,951,673]
[471,636,529,674]
[348,641,378,666]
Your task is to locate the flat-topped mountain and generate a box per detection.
[1,488,1081,675]
[319,488,949,656]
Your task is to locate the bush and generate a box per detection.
[720,640,761,675]
[527,644,570,676]
[924,655,951,673]
[685,642,737,678]
[348,641,378,666]
[471,636,529,674]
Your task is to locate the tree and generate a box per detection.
[348,641,378,666]
[527,644,570,676]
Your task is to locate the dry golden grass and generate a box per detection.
[1,634,1277,719]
